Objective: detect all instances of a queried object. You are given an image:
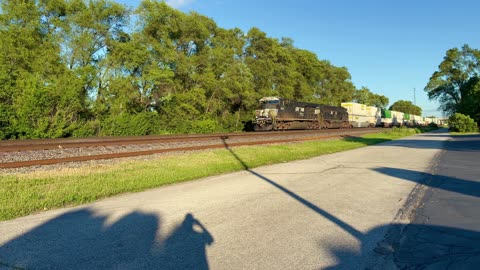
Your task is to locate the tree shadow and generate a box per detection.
[420,134,455,138]
[384,137,480,151]
[424,132,480,139]
[325,223,480,270]
[373,167,480,198]
[0,210,213,270]
[343,136,392,146]
[345,128,480,152]
[347,131,480,152]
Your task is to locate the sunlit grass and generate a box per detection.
[0,128,422,221]
[450,131,480,135]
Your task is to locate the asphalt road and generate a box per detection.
[385,133,480,269]
[1,130,468,269]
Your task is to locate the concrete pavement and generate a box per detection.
[0,130,453,269]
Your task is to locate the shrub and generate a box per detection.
[100,112,161,136]
[190,119,219,134]
[167,119,222,134]
[72,120,100,138]
[448,113,478,133]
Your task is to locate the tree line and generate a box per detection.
[0,0,389,139]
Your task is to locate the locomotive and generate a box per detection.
[253,97,351,131]
[253,97,440,131]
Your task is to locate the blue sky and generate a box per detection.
[117,0,480,117]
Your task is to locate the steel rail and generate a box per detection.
[0,129,379,169]
[0,128,379,152]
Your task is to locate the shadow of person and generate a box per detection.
[0,210,214,270]
[0,209,159,269]
[156,213,214,270]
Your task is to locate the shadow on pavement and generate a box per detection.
[221,138,364,239]
[325,223,480,269]
[0,210,213,270]
[2,134,477,269]
[417,134,480,138]
[374,167,480,198]
[221,138,480,269]
[346,132,480,152]
[390,223,480,269]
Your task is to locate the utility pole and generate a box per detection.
[413,88,416,105]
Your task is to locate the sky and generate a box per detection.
[117,0,480,117]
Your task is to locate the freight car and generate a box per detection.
[380,109,430,127]
[253,97,350,131]
[341,102,381,127]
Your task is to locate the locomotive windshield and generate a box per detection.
[257,99,279,109]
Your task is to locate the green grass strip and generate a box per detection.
[449,132,480,135]
[0,128,423,221]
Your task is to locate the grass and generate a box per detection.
[0,127,423,221]
[450,131,480,135]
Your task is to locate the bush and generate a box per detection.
[72,120,100,138]
[448,113,478,133]
[100,112,161,136]
[384,126,418,136]
[167,119,222,134]
[190,119,219,134]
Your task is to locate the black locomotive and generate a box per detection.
[254,97,350,131]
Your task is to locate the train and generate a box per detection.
[253,97,441,131]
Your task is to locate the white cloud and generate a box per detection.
[166,0,195,8]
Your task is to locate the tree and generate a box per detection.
[389,100,422,115]
[425,44,480,120]
[245,27,277,98]
[0,0,86,138]
[306,60,355,106]
[352,87,389,108]
[60,0,129,116]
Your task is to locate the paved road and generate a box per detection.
[384,134,480,269]
[0,130,459,269]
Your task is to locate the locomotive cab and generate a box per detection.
[254,97,280,131]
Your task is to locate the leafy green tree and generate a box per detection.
[60,0,129,115]
[0,0,85,138]
[425,44,480,119]
[371,94,389,108]
[389,100,422,115]
[245,27,277,98]
[206,28,256,128]
[455,76,480,122]
[289,49,320,101]
[315,62,356,106]
[106,31,175,114]
[353,87,389,108]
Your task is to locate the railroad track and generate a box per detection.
[0,128,380,169]
[0,129,372,152]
